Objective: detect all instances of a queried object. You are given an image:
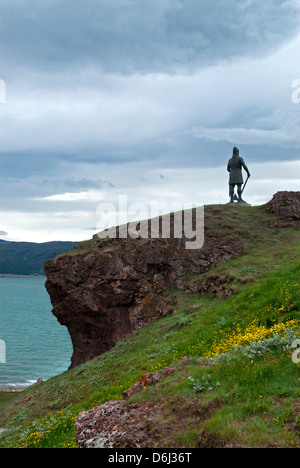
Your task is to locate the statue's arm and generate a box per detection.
[240,158,250,177]
[227,162,231,172]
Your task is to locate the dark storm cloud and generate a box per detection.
[0,0,299,75]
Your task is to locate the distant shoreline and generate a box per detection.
[0,274,46,279]
[0,386,28,392]
[0,378,44,392]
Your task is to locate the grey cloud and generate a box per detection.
[0,175,114,203]
[64,178,115,190]
[0,0,299,75]
[164,0,300,66]
[0,231,8,236]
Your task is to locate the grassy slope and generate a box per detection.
[1,204,300,448]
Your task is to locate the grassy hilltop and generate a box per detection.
[1,201,300,448]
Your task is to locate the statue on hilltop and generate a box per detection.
[227,146,250,204]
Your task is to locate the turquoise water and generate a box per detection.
[0,277,72,388]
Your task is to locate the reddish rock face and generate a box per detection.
[44,209,241,369]
[75,399,158,449]
[266,191,300,221]
[44,240,174,368]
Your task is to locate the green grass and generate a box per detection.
[0,392,20,408]
[0,206,300,448]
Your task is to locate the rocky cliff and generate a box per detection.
[266,191,300,223]
[44,192,300,369]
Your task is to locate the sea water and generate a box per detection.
[0,277,72,388]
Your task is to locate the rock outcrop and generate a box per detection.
[75,360,186,448]
[266,191,300,222]
[74,356,225,449]
[44,208,242,368]
[75,399,158,448]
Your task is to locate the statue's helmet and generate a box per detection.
[233,146,239,156]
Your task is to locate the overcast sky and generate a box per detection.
[0,0,300,242]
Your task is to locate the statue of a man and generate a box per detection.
[227,146,250,203]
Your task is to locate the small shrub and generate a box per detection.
[188,375,220,394]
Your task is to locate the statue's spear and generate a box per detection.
[241,174,250,195]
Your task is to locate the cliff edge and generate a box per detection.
[44,192,300,369]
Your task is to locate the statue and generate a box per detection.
[227,146,250,204]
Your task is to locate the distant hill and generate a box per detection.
[0,239,78,275]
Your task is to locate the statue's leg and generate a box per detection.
[237,184,246,203]
[229,184,235,203]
